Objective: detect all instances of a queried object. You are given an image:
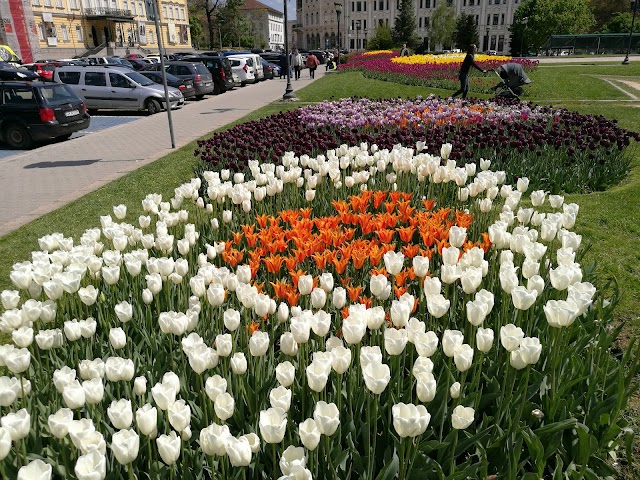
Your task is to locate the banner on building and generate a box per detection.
[179,25,188,44]
[167,23,176,44]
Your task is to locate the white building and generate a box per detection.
[295,0,524,53]
[240,0,285,50]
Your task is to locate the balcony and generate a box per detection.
[84,8,134,20]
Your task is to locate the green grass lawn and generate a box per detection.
[1,62,640,476]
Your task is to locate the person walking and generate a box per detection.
[306,52,320,78]
[292,49,303,80]
[400,43,410,57]
[451,44,486,99]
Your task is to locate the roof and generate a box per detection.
[239,0,282,16]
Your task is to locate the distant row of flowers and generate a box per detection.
[342,51,538,94]
[196,96,638,193]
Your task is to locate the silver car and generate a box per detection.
[54,65,184,114]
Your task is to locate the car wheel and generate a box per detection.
[213,82,221,95]
[195,95,205,100]
[57,133,73,141]
[146,98,161,115]
[5,123,33,149]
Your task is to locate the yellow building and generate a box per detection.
[28,0,192,60]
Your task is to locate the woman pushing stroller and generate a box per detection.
[451,44,487,99]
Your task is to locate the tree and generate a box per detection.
[188,0,224,49]
[429,2,457,50]
[602,12,640,34]
[589,0,628,32]
[368,23,394,50]
[452,14,479,51]
[188,14,204,49]
[392,0,419,48]
[509,0,595,55]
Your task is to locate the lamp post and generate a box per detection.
[334,2,342,65]
[622,1,638,64]
[283,0,296,100]
[485,27,490,52]
[520,17,529,57]
[355,19,361,51]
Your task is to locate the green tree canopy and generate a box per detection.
[452,14,480,51]
[589,0,629,32]
[368,24,394,50]
[602,12,640,34]
[509,0,595,54]
[392,0,419,48]
[429,2,456,50]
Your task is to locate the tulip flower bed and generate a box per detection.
[195,97,639,194]
[0,140,638,480]
[340,51,539,93]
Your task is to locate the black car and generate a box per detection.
[181,55,234,94]
[0,62,39,81]
[0,81,90,149]
[138,70,197,99]
[128,59,150,71]
[260,58,277,79]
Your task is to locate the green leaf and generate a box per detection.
[534,418,577,437]
[374,449,399,480]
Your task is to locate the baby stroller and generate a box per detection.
[492,63,532,99]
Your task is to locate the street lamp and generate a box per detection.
[520,17,529,57]
[334,2,342,65]
[355,19,361,51]
[485,27,490,52]
[283,0,296,100]
[622,1,638,64]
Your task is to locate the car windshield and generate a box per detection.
[124,71,155,86]
[39,84,80,105]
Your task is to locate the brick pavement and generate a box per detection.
[0,72,323,237]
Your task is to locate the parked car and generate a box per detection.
[225,52,264,80]
[0,62,39,81]
[126,53,144,60]
[54,65,184,114]
[82,56,131,67]
[260,58,277,79]
[128,59,150,71]
[228,57,256,85]
[138,70,196,100]
[22,62,57,81]
[181,54,234,94]
[0,80,90,149]
[308,50,326,64]
[231,72,242,88]
[151,61,214,99]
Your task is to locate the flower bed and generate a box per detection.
[340,51,539,93]
[196,97,638,194]
[0,140,638,479]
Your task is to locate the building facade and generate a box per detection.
[0,0,192,62]
[239,0,285,51]
[295,0,524,53]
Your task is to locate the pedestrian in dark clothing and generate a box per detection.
[451,44,486,99]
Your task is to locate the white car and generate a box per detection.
[228,57,256,85]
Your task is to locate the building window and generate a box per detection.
[37,24,45,41]
[124,0,128,11]
[501,14,505,25]
[139,2,144,17]
[76,25,83,41]
[418,17,422,28]
[469,0,474,5]
[61,24,69,41]
[149,30,154,43]
[425,17,429,27]
[56,0,63,6]
[498,34,504,51]
[70,0,78,8]
[162,6,167,18]
[493,14,498,25]
[44,0,51,6]
[490,34,496,50]
[132,2,136,14]
[356,1,361,11]
[32,0,40,5]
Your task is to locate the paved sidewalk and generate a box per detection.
[0,71,323,237]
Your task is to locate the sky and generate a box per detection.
[260,0,297,19]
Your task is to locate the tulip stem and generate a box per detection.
[272,443,278,476]
[128,462,136,480]
[449,429,459,475]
